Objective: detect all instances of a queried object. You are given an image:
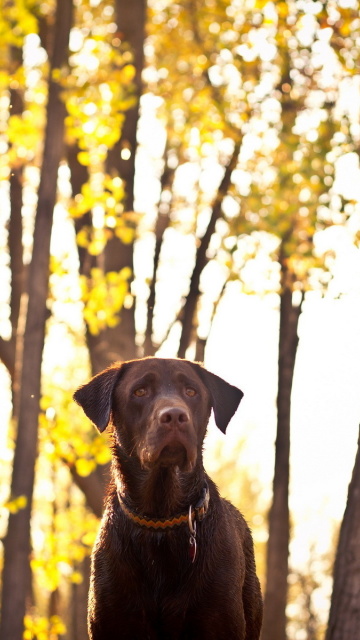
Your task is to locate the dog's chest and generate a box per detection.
[131,529,195,598]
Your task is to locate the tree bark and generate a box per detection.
[0,3,73,638]
[325,426,360,640]
[110,0,146,213]
[8,167,24,380]
[177,139,241,358]
[7,168,26,418]
[67,143,93,278]
[9,170,24,339]
[0,51,24,388]
[75,0,147,373]
[68,463,108,519]
[261,262,302,640]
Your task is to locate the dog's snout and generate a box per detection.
[159,407,190,427]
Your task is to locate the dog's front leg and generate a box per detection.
[88,547,159,640]
[88,614,158,640]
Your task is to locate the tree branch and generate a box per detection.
[177,138,242,358]
[143,154,176,356]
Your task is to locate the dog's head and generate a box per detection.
[74,357,243,472]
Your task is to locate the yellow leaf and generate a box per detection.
[106,316,120,328]
[5,495,27,514]
[82,531,97,547]
[77,151,91,166]
[50,616,67,634]
[71,571,83,584]
[119,266,132,281]
[52,68,62,81]
[88,236,106,255]
[121,64,136,83]
[0,71,9,89]
[75,458,96,477]
[115,226,135,244]
[16,495,27,509]
[76,228,89,247]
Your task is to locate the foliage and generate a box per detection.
[3,494,28,514]
[23,614,66,640]
[26,376,103,631]
[39,385,111,475]
[0,0,40,49]
[79,266,132,335]
[148,0,360,300]
[0,0,137,334]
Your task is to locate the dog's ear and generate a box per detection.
[73,364,123,432]
[191,363,243,434]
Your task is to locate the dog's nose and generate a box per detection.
[159,407,190,428]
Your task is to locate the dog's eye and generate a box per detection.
[134,387,147,397]
[185,387,197,397]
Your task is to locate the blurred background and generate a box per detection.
[0,0,360,638]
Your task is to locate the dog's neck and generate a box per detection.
[112,441,206,520]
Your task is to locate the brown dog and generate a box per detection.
[74,357,262,639]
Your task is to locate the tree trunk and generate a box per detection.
[0,49,24,390]
[8,84,26,413]
[261,264,302,640]
[85,239,137,373]
[67,143,93,278]
[68,463,108,519]
[8,83,24,343]
[8,167,24,388]
[325,426,360,639]
[110,0,146,213]
[76,0,147,373]
[0,3,73,638]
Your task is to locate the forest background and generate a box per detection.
[0,0,360,639]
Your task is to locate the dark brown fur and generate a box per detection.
[74,357,262,639]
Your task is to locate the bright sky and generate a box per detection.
[204,283,360,534]
[201,270,360,624]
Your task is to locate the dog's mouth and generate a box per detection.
[140,436,197,472]
[158,443,188,468]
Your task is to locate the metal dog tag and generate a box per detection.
[189,534,197,562]
[188,505,197,562]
